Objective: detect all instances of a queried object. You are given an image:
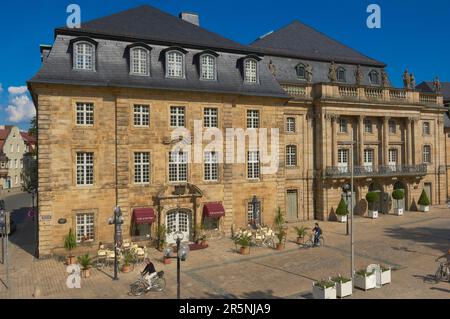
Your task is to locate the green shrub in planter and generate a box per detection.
[418,190,430,206]
[365,192,379,210]
[331,275,352,284]
[335,198,349,216]
[355,269,375,277]
[392,189,405,201]
[314,280,336,289]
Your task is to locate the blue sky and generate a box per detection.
[0,0,449,130]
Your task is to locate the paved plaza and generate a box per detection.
[0,192,449,299]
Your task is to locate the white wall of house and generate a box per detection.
[0,126,28,189]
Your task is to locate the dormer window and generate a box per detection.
[369,70,380,85]
[337,67,346,82]
[74,42,95,71]
[130,47,149,76]
[244,59,258,83]
[166,51,184,78]
[200,54,216,81]
[295,63,306,80]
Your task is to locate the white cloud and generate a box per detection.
[0,83,3,94]
[6,94,36,123]
[8,86,28,95]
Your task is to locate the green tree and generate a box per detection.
[335,198,349,216]
[418,190,430,206]
[28,116,37,137]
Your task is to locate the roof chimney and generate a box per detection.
[40,44,52,64]
[179,12,200,26]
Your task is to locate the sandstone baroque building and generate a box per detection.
[28,5,446,257]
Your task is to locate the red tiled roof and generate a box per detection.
[20,132,36,145]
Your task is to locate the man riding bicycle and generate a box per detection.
[141,258,157,289]
[312,223,322,246]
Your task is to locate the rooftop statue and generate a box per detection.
[433,76,441,93]
[328,61,337,83]
[305,64,313,83]
[381,70,389,88]
[410,73,416,90]
[402,69,411,89]
[355,65,363,85]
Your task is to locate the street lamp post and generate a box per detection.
[164,231,189,299]
[108,206,124,281]
[350,142,355,281]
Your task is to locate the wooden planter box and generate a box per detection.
[419,205,430,212]
[337,214,347,223]
[354,273,376,291]
[368,210,378,219]
[334,280,353,298]
[381,268,391,285]
[240,246,250,255]
[312,284,336,299]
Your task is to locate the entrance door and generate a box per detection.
[166,210,191,244]
[424,183,432,205]
[286,190,298,221]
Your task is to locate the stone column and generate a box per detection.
[358,115,365,166]
[406,117,413,165]
[383,117,390,166]
[331,114,338,166]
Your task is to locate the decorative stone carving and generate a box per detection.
[325,113,340,121]
[381,70,389,88]
[328,61,337,83]
[433,76,442,93]
[355,65,363,85]
[403,69,411,89]
[410,73,416,90]
[305,64,313,83]
[268,59,276,76]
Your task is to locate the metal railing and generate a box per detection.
[324,164,428,178]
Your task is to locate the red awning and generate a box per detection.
[203,203,225,218]
[133,208,155,224]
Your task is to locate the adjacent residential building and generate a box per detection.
[28,5,446,257]
[0,125,35,190]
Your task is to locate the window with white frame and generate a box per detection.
[247,201,261,224]
[76,152,94,185]
[204,151,218,181]
[133,105,150,127]
[74,42,95,71]
[339,118,348,133]
[244,59,257,83]
[200,54,216,80]
[247,110,259,129]
[134,152,150,184]
[130,47,149,75]
[76,212,95,242]
[364,149,374,171]
[389,149,398,171]
[364,119,372,133]
[286,117,296,133]
[166,51,184,78]
[247,151,260,179]
[423,122,430,135]
[170,106,185,127]
[76,103,94,126]
[337,67,346,82]
[423,145,431,163]
[338,149,349,172]
[169,151,188,182]
[388,120,396,134]
[286,145,297,167]
[204,108,218,128]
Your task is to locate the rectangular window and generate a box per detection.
[286,117,296,133]
[247,110,260,129]
[364,119,372,134]
[244,59,257,83]
[364,149,374,172]
[76,103,94,126]
[133,105,150,127]
[423,145,431,163]
[169,152,188,182]
[286,145,297,167]
[204,108,218,128]
[247,151,260,179]
[76,213,95,243]
[423,122,431,135]
[388,120,396,134]
[389,149,398,171]
[204,151,218,181]
[76,152,94,186]
[247,201,261,224]
[170,106,185,127]
[134,152,150,184]
[338,149,349,173]
[339,119,348,133]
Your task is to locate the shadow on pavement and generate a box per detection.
[384,226,450,254]
[412,274,438,284]
[8,207,36,257]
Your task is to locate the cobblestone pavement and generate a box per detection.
[0,194,449,299]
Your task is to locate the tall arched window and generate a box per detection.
[74,42,95,71]
[166,51,184,78]
[130,47,149,75]
[244,58,258,83]
[295,63,306,79]
[200,54,216,80]
[369,70,380,85]
[337,67,346,82]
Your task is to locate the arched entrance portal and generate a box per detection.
[166,209,193,244]
[393,181,407,212]
[368,182,389,214]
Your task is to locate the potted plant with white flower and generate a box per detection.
[380,265,392,285]
[418,190,430,212]
[335,198,349,223]
[392,189,405,216]
[353,269,376,291]
[331,275,352,298]
[312,280,336,299]
[366,192,379,219]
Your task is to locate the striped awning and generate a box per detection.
[203,203,225,218]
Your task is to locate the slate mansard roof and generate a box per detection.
[416,81,450,102]
[29,5,388,97]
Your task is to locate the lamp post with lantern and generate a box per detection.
[164,231,190,299]
[108,206,124,281]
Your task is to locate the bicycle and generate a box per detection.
[303,233,325,248]
[434,259,450,283]
[130,271,166,296]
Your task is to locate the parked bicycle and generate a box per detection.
[434,257,450,283]
[129,271,166,296]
